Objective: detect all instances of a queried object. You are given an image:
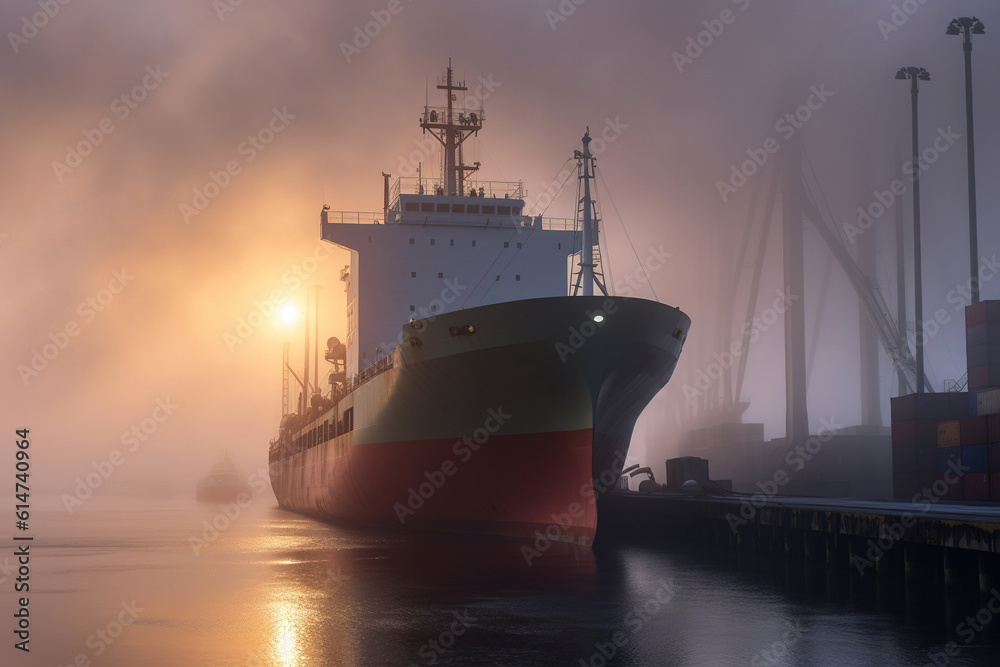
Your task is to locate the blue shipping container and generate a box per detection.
[938,447,961,474]
[960,444,989,473]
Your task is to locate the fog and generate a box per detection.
[3,0,999,495]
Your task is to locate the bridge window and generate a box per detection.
[452,204,465,214]
[483,205,495,214]
[404,202,419,212]
[437,204,449,213]
[411,271,416,278]
[438,272,444,278]
[498,206,511,215]
[468,205,480,214]
[513,207,521,215]
[421,203,434,212]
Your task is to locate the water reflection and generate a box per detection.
[27,496,1000,666]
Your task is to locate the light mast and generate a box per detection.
[420,59,483,195]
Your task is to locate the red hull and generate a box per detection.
[272,428,598,543]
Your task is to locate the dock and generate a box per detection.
[599,490,1000,594]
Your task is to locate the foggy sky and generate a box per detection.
[4,0,999,494]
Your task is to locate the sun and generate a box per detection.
[278,303,300,325]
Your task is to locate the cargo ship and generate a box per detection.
[197,451,252,502]
[267,63,690,543]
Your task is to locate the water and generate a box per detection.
[12,496,1000,666]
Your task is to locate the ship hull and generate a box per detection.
[269,295,689,543]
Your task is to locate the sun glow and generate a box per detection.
[279,303,300,325]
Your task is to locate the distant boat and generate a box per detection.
[196,452,251,502]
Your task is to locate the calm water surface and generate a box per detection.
[12,496,1000,666]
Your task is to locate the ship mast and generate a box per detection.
[571,128,608,297]
[421,59,482,196]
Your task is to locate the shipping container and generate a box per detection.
[892,419,939,447]
[916,445,938,475]
[968,344,989,368]
[977,387,1000,416]
[961,416,990,445]
[988,300,1000,322]
[967,301,988,328]
[963,472,990,501]
[893,473,918,500]
[992,472,1000,501]
[891,393,958,424]
[968,365,1000,390]
[990,416,1000,445]
[937,421,961,447]
[892,447,917,474]
[967,321,988,347]
[949,391,971,420]
[943,480,964,501]
[938,447,961,474]
[989,442,1000,474]
[961,444,989,473]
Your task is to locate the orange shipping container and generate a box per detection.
[937,421,961,448]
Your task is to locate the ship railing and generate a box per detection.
[329,353,395,405]
[390,177,523,201]
[322,210,388,225]
[420,106,485,129]
[324,208,576,232]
